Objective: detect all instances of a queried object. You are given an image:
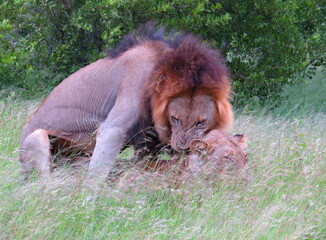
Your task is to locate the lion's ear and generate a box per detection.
[234,134,247,147]
[189,139,213,154]
[216,100,233,130]
[155,74,167,93]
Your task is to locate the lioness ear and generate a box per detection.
[189,139,213,154]
[234,134,247,147]
[156,74,167,93]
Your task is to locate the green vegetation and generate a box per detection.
[0,72,325,239]
[0,0,324,103]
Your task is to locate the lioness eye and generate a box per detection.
[171,116,180,124]
[195,120,206,127]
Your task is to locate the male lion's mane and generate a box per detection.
[107,23,185,58]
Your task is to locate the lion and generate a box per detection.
[19,24,233,182]
[138,130,248,177]
[118,130,248,189]
[187,130,248,178]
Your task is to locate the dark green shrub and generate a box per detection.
[0,0,324,103]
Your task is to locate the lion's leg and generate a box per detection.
[19,129,52,178]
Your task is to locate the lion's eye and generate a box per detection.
[171,116,180,125]
[159,74,167,81]
[195,120,206,127]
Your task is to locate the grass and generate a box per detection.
[0,73,325,239]
[272,67,326,117]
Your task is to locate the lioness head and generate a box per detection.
[131,129,249,186]
[187,130,248,175]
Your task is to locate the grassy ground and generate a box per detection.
[0,74,325,239]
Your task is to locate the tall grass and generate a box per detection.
[273,67,326,117]
[0,73,325,239]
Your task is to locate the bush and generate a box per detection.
[0,19,43,95]
[0,0,324,103]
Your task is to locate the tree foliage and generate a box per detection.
[0,0,324,103]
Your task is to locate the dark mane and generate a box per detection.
[107,23,187,58]
[160,35,230,91]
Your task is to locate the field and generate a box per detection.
[0,72,325,239]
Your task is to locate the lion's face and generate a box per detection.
[187,130,248,175]
[168,94,217,152]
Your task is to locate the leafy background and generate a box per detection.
[1,0,324,105]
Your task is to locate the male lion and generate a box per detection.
[19,24,233,182]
